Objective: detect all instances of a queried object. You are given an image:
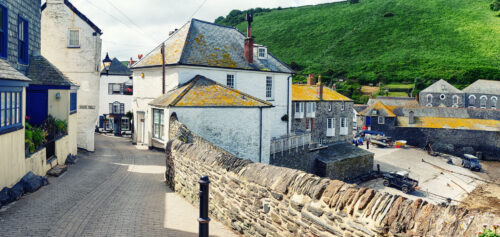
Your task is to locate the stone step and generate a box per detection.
[47,165,68,177]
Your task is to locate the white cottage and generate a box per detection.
[131,18,293,163]
[98,54,133,135]
[41,0,102,151]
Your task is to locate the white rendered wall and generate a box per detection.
[41,1,102,151]
[98,75,133,116]
[167,107,271,163]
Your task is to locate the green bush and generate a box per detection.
[55,119,68,134]
[490,0,500,11]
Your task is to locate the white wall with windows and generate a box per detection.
[98,75,132,117]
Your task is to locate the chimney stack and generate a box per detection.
[307,74,316,85]
[128,57,136,67]
[244,13,254,63]
[138,54,143,60]
[317,75,323,100]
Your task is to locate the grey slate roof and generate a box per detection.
[316,143,373,163]
[101,58,132,76]
[398,106,500,120]
[462,79,500,95]
[367,97,418,107]
[421,79,461,93]
[0,59,30,81]
[26,56,74,86]
[132,19,293,74]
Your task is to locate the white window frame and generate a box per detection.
[469,95,476,107]
[226,74,235,89]
[326,118,335,137]
[341,101,345,111]
[306,102,316,118]
[258,47,267,59]
[68,29,80,48]
[491,96,497,109]
[152,109,164,140]
[121,117,130,131]
[340,117,348,135]
[426,94,433,104]
[378,116,385,124]
[480,95,487,109]
[328,103,332,111]
[440,94,446,100]
[452,95,459,105]
[295,102,305,119]
[265,76,273,100]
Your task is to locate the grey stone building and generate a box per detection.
[0,0,41,73]
[462,80,499,110]
[291,76,354,144]
[418,79,464,108]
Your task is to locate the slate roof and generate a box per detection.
[462,79,500,95]
[315,143,373,163]
[0,59,30,81]
[132,19,293,74]
[353,104,368,113]
[358,101,397,117]
[292,84,352,101]
[421,79,461,93]
[149,75,273,108]
[26,56,74,87]
[367,97,418,107]
[397,116,500,132]
[101,58,132,76]
[41,0,103,34]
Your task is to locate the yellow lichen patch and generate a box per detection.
[292,84,352,101]
[149,76,272,108]
[358,101,396,117]
[397,117,500,131]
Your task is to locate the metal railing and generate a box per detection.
[270,133,312,155]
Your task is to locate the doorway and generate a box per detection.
[137,112,145,144]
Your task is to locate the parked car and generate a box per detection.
[461,154,481,171]
[382,170,419,194]
[356,130,385,138]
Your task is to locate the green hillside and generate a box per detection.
[216,0,500,102]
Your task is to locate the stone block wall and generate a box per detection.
[166,117,499,236]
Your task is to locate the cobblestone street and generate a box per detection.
[0,134,236,237]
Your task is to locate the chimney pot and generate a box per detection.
[316,75,323,100]
[307,74,316,85]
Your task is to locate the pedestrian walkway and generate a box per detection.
[0,134,236,237]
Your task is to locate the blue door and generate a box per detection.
[26,90,48,125]
[366,116,371,126]
[99,116,104,128]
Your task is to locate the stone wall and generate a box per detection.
[166,117,499,236]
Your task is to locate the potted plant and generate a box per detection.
[55,119,68,136]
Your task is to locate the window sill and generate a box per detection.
[67,46,81,48]
[266,99,274,102]
[0,124,23,135]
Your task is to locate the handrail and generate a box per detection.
[270,133,311,155]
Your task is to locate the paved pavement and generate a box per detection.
[358,145,483,205]
[0,134,236,237]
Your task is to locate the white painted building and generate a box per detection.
[98,55,132,134]
[41,0,102,151]
[131,18,293,163]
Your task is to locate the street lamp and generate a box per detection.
[103,53,112,73]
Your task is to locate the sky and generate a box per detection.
[61,0,342,61]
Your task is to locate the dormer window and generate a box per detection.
[257,47,267,59]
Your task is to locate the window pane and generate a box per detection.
[6,92,10,125]
[69,30,79,46]
[18,21,24,41]
[266,76,272,98]
[0,92,4,126]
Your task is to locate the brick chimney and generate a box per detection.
[138,54,143,60]
[128,57,136,67]
[316,75,323,100]
[307,74,316,85]
[244,13,254,63]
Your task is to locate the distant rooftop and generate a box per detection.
[421,79,461,94]
[367,97,418,107]
[132,19,293,74]
[101,58,132,76]
[27,55,74,87]
[462,79,500,95]
[292,84,352,101]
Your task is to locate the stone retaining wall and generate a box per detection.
[165,117,499,236]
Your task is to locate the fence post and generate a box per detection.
[199,176,210,237]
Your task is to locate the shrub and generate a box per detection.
[32,126,47,149]
[490,0,500,11]
[384,12,394,17]
[478,224,499,237]
[55,119,68,134]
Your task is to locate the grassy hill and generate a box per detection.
[215,0,500,102]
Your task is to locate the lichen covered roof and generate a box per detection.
[292,84,352,101]
[367,97,418,107]
[462,79,500,95]
[133,19,293,73]
[358,101,396,117]
[149,75,273,108]
[397,116,500,131]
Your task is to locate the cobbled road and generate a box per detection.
[0,134,235,237]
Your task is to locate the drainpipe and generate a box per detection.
[259,107,263,163]
[161,43,166,94]
[286,74,293,135]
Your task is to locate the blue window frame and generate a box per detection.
[0,87,23,134]
[0,3,7,58]
[70,92,77,114]
[18,16,28,64]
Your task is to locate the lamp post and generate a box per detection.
[103,53,112,74]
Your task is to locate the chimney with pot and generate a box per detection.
[316,75,323,100]
[307,74,316,85]
[244,13,254,63]
[128,57,136,67]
